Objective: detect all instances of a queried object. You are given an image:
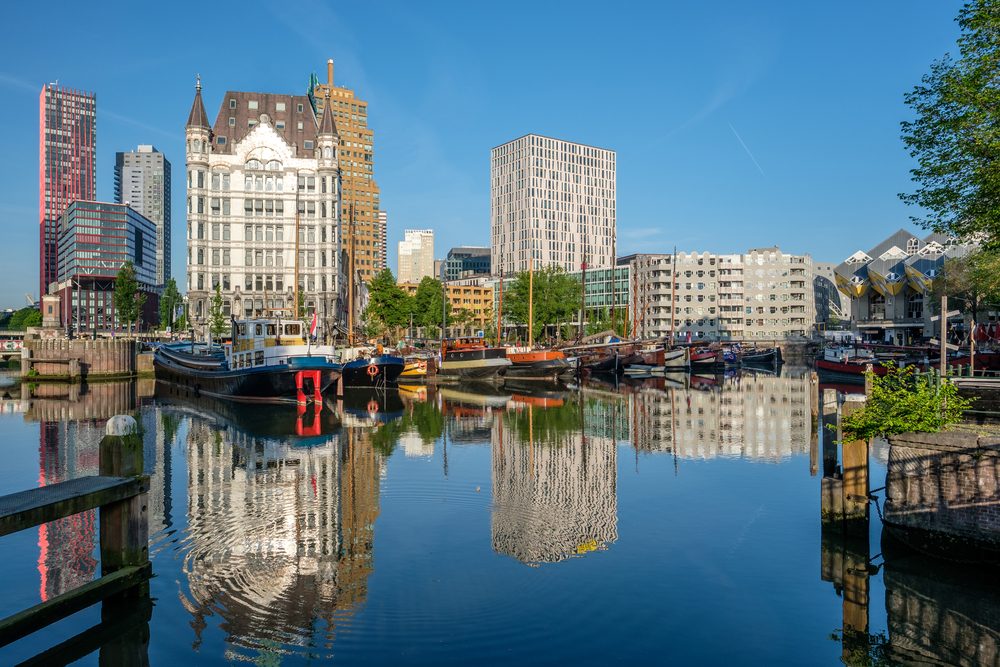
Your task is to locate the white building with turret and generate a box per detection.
[184,77,345,341]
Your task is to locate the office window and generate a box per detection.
[222,223,230,240]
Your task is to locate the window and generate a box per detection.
[244,225,252,241]
[297,104,303,112]
[212,223,220,240]
[276,102,286,112]
[297,122,303,130]
[255,250,263,266]
[228,117,235,127]
[222,173,230,190]
[217,137,226,145]
[223,249,230,266]
[222,199,231,216]
[276,121,285,130]
[245,250,252,266]
[230,99,236,109]
[304,141,313,149]
[248,100,258,110]
[212,249,219,265]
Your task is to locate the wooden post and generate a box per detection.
[941,295,948,377]
[864,363,873,398]
[98,415,149,598]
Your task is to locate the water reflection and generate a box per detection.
[13,369,1000,665]
[157,384,389,660]
[491,395,618,565]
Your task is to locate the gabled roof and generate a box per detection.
[186,76,210,129]
[211,91,318,158]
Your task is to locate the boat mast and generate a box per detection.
[497,269,503,346]
[528,257,534,348]
[294,209,300,322]
[670,246,677,345]
[580,231,587,339]
[349,203,355,347]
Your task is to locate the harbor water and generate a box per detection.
[1,368,997,665]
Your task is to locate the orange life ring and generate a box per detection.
[367,365,379,377]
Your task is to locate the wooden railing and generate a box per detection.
[0,415,151,650]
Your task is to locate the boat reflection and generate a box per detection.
[157,384,396,661]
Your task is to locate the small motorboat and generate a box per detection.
[505,347,570,380]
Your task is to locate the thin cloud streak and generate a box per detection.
[102,109,175,139]
[728,122,765,177]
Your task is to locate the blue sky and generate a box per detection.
[0,1,964,309]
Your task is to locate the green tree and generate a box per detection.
[412,277,452,333]
[159,278,182,331]
[930,250,1000,322]
[362,268,412,339]
[207,285,228,338]
[175,309,188,333]
[900,1,1000,246]
[841,366,972,441]
[112,260,147,336]
[7,307,40,330]
[504,266,581,342]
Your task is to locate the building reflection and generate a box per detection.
[584,368,811,460]
[165,387,386,660]
[22,382,142,602]
[490,398,618,566]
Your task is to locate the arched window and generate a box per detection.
[324,147,332,158]
[266,160,282,171]
[246,159,263,171]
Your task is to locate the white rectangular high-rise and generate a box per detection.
[397,229,434,283]
[491,134,616,277]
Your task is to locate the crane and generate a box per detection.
[25,293,35,307]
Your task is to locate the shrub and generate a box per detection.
[841,365,972,441]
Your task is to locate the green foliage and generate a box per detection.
[899,1,1000,247]
[175,310,188,333]
[829,629,905,667]
[113,260,146,336]
[159,278,181,330]
[504,266,581,341]
[362,268,412,339]
[930,250,1000,321]
[6,307,40,330]
[412,277,452,330]
[208,285,228,338]
[841,366,973,441]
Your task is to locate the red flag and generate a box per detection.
[309,311,317,337]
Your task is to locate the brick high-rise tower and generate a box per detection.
[39,84,96,297]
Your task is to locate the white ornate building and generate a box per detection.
[185,77,344,340]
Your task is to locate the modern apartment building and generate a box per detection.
[184,76,343,339]
[625,246,815,341]
[52,201,160,332]
[491,134,616,277]
[441,246,491,283]
[114,145,171,286]
[397,229,434,283]
[310,60,382,281]
[39,84,96,297]
[398,281,493,336]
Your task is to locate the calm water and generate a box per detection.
[0,368,996,665]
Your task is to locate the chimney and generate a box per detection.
[327,59,334,87]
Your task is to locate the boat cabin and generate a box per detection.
[443,337,490,353]
[223,319,335,370]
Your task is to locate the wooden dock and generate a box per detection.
[0,415,151,653]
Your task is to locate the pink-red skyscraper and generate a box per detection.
[39,84,96,297]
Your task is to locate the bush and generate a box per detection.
[841,365,972,441]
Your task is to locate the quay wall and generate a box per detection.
[884,548,1000,667]
[23,338,136,378]
[885,432,1000,559]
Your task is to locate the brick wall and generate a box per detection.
[24,338,136,377]
[886,432,1000,549]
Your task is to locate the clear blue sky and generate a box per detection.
[0,1,964,309]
